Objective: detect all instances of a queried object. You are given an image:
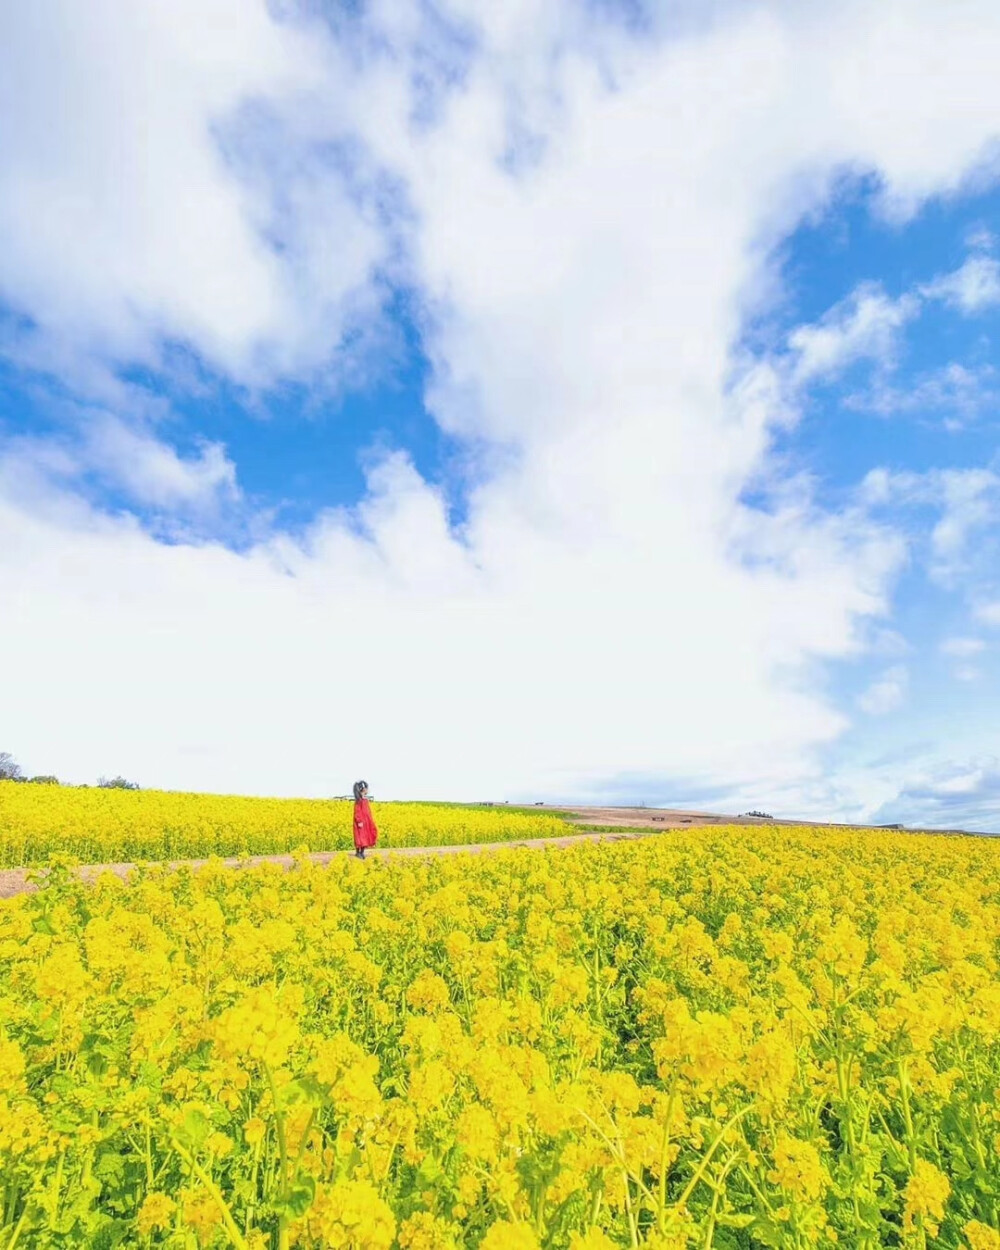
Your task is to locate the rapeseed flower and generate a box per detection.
[903,1158,951,1238]
[0,818,997,1246]
[768,1133,827,1203]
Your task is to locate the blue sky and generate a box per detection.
[2,1,1000,830]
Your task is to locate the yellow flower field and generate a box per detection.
[0,782,572,867]
[1,825,999,1248]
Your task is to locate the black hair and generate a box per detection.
[353,780,368,801]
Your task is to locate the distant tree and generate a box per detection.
[97,776,140,790]
[27,775,60,785]
[0,752,23,782]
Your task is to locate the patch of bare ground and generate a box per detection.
[547,805,986,837]
[0,828,649,900]
[0,808,987,901]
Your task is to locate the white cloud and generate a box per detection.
[965,224,996,251]
[3,442,900,797]
[976,602,1000,627]
[940,636,986,657]
[871,757,1000,831]
[3,415,238,516]
[922,254,1000,314]
[83,418,238,510]
[847,362,999,428]
[776,736,1000,832]
[0,0,390,388]
[859,466,1000,586]
[931,469,1000,569]
[787,255,1000,411]
[794,254,1000,426]
[953,664,982,683]
[5,2,1000,806]
[788,284,918,385]
[857,665,908,715]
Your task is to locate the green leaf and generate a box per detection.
[85,1049,110,1078]
[287,1074,326,1105]
[274,1172,316,1220]
[749,1218,786,1248]
[174,1106,211,1150]
[162,1231,199,1250]
[85,1214,129,1249]
[93,1149,126,1185]
[951,1153,973,1182]
[416,1154,445,1185]
[718,1213,757,1228]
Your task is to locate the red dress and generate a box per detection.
[353,796,378,850]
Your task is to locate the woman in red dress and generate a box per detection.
[352,780,378,859]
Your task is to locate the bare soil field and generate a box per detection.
[553,805,781,829]
[550,804,983,836]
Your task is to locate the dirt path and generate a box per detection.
[0,827,654,900]
[1,807,985,901]
[0,808,771,901]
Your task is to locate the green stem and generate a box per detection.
[47,1150,65,1229]
[244,1136,265,1236]
[702,1177,721,1250]
[4,1206,29,1250]
[621,1172,639,1250]
[737,1163,774,1215]
[264,1063,289,1187]
[657,1080,679,1233]
[896,1059,917,1172]
[291,1108,317,1175]
[171,1140,249,1250]
[836,1048,863,1232]
[144,1121,154,1188]
[573,1107,659,1211]
[378,1128,403,1187]
[676,1104,754,1211]
[588,1186,602,1230]
[896,1059,925,1250]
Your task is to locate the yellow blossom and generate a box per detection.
[768,1133,827,1204]
[479,1222,540,1250]
[903,1159,950,1238]
[964,1221,1000,1250]
[136,1192,176,1236]
[301,1179,395,1249]
[397,1212,459,1249]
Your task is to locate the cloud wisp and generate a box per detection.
[921,254,1000,315]
[788,285,919,386]
[857,666,909,717]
